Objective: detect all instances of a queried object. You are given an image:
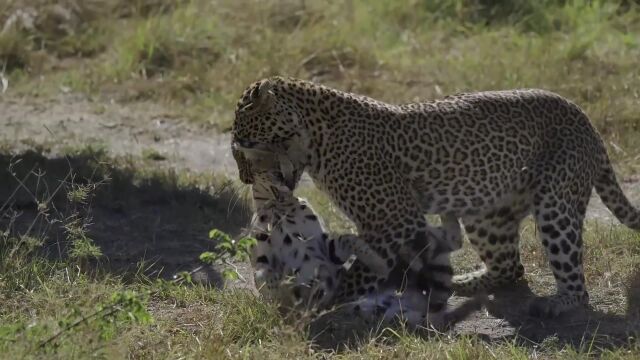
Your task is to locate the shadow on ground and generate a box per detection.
[307,276,640,352]
[473,278,640,347]
[0,150,252,286]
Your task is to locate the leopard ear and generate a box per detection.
[247,79,275,112]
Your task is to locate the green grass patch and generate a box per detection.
[1,170,640,357]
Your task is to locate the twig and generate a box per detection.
[7,162,38,201]
[39,306,120,348]
[331,49,346,76]
[0,162,38,214]
[223,259,246,283]
[1,62,8,93]
[171,265,204,283]
[294,50,320,76]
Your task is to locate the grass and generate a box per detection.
[1,231,639,358]
[0,148,638,358]
[1,0,640,358]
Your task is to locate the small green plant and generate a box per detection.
[199,229,256,280]
[61,174,105,273]
[40,290,153,348]
[65,216,103,262]
[1,235,43,257]
[67,183,93,204]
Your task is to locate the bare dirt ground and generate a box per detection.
[1,94,238,175]
[1,94,639,347]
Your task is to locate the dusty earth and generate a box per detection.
[1,94,237,174]
[1,94,639,348]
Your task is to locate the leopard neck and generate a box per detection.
[269,77,400,177]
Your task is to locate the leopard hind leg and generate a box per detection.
[527,181,591,317]
[452,205,529,295]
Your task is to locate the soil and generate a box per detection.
[1,94,639,349]
[1,94,237,175]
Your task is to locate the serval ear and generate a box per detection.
[245,79,275,112]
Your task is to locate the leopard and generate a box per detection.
[231,76,640,317]
[248,172,480,329]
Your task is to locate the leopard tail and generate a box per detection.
[594,152,640,230]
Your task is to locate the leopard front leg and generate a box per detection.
[302,150,460,314]
[318,170,429,276]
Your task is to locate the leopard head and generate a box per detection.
[231,77,309,190]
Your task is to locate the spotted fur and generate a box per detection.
[233,77,640,317]
[249,179,470,328]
